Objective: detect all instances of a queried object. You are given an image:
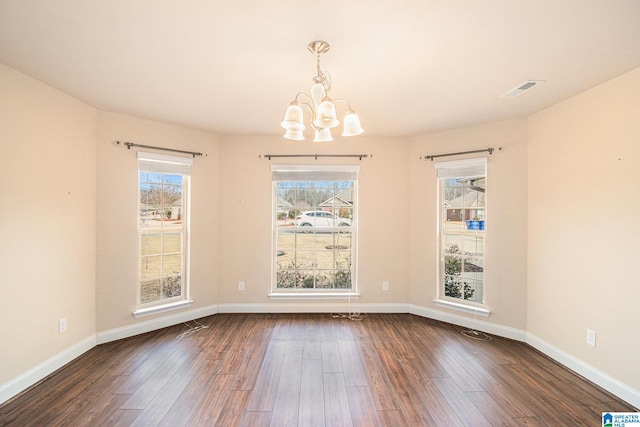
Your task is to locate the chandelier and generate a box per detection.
[281,41,364,142]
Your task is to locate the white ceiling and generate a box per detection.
[1,0,639,137]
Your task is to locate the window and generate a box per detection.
[272,165,358,293]
[137,152,191,306]
[436,158,486,306]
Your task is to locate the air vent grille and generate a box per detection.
[500,80,545,98]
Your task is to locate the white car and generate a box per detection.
[295,211,351,228]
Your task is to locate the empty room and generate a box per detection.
[1,1,639,425]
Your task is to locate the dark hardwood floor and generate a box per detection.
[0,313,635,426]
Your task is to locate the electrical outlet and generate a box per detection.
[238,281,245,291]
[586,329,596,347]
[382,281,389,291]
[59,317,67,334]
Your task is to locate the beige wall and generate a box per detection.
[528,68,640,391]
[0,63,96,384]
[408,119,529,330]
[217,134,410,308]
[95,111,220,331]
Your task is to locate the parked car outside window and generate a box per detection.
[295,211,351,228]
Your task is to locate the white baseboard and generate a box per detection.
[96,304,219,345]
[217,302,409,314]
[408,303,527,341]
[0,334,96,406]
[526,333,640,410]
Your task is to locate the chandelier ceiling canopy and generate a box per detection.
[281,41,364,142]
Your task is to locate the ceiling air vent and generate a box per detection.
[500,80,545,98]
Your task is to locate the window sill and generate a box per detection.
[133,299,194,318]
[269,292,360,300]
[433,299,490,317]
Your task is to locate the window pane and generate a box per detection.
[444,255,462,275]
[142,172,163,184]
[298,270,315,288]
[329,232,351,250]
[141,256,161,280]
[444,275,464,298]
[277,230,296,251]
[141,234,161,256]
[163,233,182,254]
[333,269,352,289]
[464,256,484,275]
[463,186,485,209]
[162,254,182,276]
[162,276,182,298]
[163,175,183,185]
[141,279,161,304]
[163,184,182,206]
[315,251,334,270]
[444,235,463,253]
[462,278,483,302]
[334,251,351,268]
[276,265,300,288]
[296,233,316,249]
[296,251,316,266]
[313,271,331,289]
[463,235,484,256]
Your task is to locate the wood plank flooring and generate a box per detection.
[0,313,636,426]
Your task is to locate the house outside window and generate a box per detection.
[272,165,358,293]
[436,158,487,306]
[137,152,191,306]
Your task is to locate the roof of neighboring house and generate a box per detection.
[445,191,485,209]
[319,189,353,208]
[277,197,294,209]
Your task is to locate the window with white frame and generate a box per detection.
[138,152,191,306]
[272,165,358,293]
[436,158,486,305]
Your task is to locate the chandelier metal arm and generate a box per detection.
[292,92,314,106]
[298,101,322,131]
[291,92,322,130]
[332,98,354,113]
